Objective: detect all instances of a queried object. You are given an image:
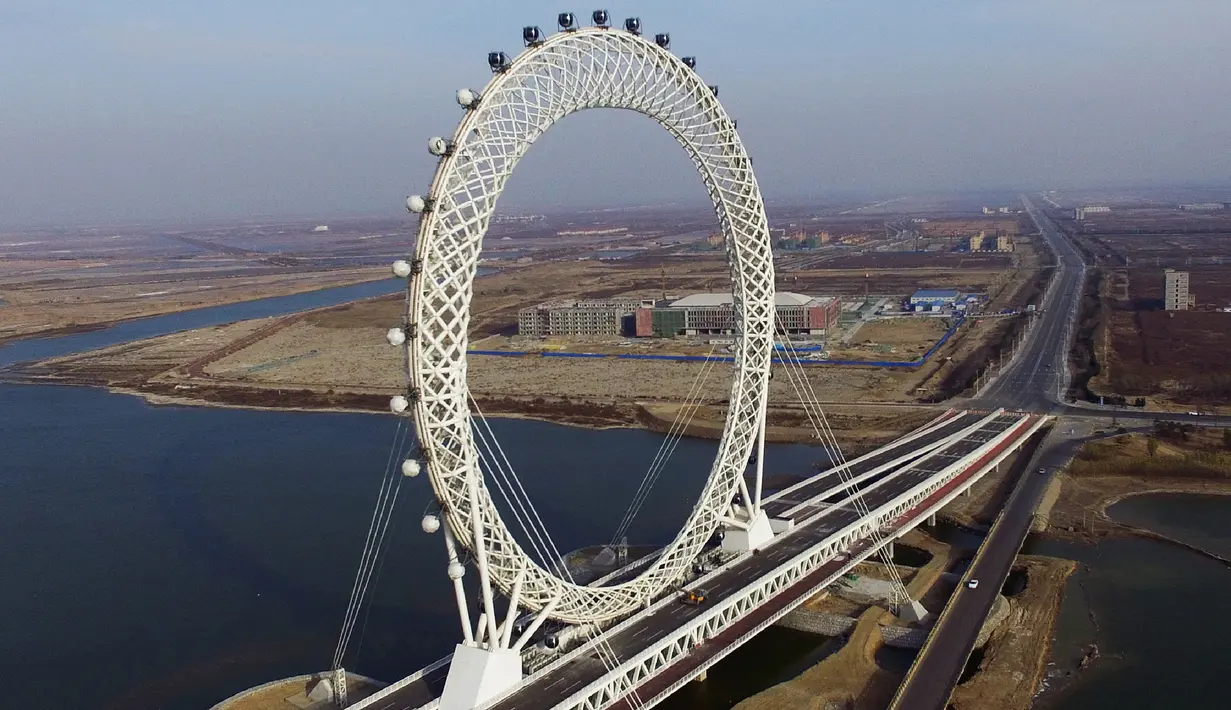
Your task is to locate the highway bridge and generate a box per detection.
[349,409,1046,710]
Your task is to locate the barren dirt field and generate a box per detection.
[1089,261,1231,404]
[827,317,951,362]
[15,285,961,447]
[1062,215,1231,405]
[819,252,1012,270]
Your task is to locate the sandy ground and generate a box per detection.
[826,317,951,362]
[732,523,1072,710]
[12,286,957,445]
[212,673,381,710]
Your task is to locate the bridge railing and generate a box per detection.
[548,413,1044,710]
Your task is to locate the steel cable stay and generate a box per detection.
[332,419,412,670]
[610,346,721,545]
[335,423,411,667]
[468,398,645,710]
[774,334,910,600]
[773,326,910,605]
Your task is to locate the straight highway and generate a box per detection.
[890,194,1099,709]
[975,195,1086,412]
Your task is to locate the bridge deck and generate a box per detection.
[365,411,1033,710]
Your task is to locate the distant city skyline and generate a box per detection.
[2,0,1230,227]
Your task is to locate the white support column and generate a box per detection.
[439,643,523,710]
[752,393,767,512]
[721,508,774,552]
[499,567,525,650]
[465,462,501,647]
[512,595,560,652]
[442,520,475,645]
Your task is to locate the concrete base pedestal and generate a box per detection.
[439,644,523,710]
[722,509,775,552]
[898,598,932,624]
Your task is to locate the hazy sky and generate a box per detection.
[2,0,1229,226]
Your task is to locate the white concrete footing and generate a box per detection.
[306,678,335,703]
[439,644,523,710]
[898,598,932,624]
[768,516,795,534]
[722,509,775,552]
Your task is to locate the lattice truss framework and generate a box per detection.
[406,26,775,625]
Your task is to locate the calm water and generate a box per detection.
[0,288,829,709]
[0,279,405,368]
[1029,493,1231,710]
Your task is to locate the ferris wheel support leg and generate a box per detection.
[442,520,476,645]
[466,464,502,647]
[511,594,560,653]
[499,567,526,649]
[752,386,768,512]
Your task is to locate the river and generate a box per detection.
[1028,493,1231,710]
[0,282,831,710]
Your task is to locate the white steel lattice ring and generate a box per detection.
[405,26,775,625]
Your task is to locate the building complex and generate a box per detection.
[517,292,842,338]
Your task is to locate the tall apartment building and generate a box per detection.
[1164,269,1190,311]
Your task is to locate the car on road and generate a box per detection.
[1188,411,1200,416]
[1038,467,1047,475]
[680,589,707,606]
[966,579,979,590]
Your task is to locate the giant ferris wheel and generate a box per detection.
[384,12,776,700]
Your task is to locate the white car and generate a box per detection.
[966,579,979,590]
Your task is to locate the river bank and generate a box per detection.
[728,524,1074,710]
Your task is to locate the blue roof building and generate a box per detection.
[909,289,961,305]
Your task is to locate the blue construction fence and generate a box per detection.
[471,316,964,369]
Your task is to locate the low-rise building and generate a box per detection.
[518,298,652,337]
[1075,205,1110,220]
[649,292,841,336]
[909,289,961,311]
[521,292,843,338]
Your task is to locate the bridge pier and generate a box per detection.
[898,598,932,624]
[721,509,775,552]
[439,644,523,710]
[927,512,937,526]
[694,668,708,683]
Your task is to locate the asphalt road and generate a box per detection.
[889,194,1100,710]
[372,413,1027,710]
[975,195,1086,413]
[888,427,1083,710]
